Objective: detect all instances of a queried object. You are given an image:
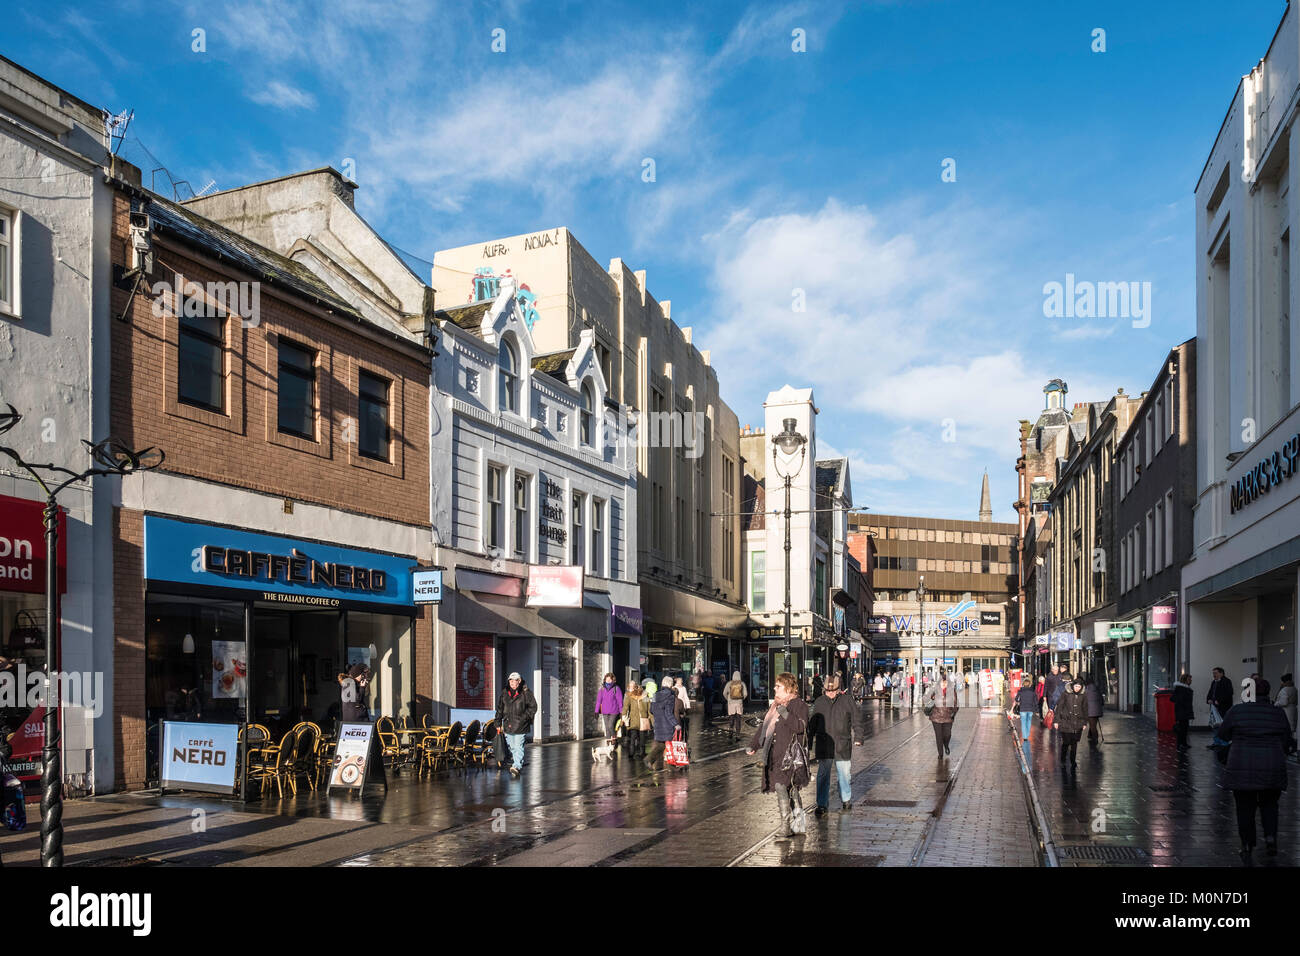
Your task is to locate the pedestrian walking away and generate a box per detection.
[647,681,680,771]
[1083,672,1105,745]
[595,673,624,744]
[1052,677,1088,767]
[722,670,748,738]
[672,677,692,741]
[809,674,856,815]
[1043,665,1061,722]
[701,670,716,724]
[495,672,538,778]
[925,670,959,758]
[623,683,651,759]
[1171,673,1194,752]
[747,671,811,838]
[1014,677,1038,742]
[1275,674,1297,746]
[1219,677,1291,864]
[1206,667,1234,740]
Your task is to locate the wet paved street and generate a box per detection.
[1016,709,1300,867]
[13,700,1295,867]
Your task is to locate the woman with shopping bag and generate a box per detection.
[746,672,811,838]
[647,681,680,770]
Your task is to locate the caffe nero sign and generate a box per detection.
[1230,432,1300,514]
[144,516,413,609]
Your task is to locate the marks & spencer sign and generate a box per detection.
[143,515,414,610]
[1230,433,1299,513]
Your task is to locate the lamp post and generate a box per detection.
[916,575,926,709]
[771,418,807,671]
[0,404,164,866]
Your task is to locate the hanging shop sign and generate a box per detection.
[1149,605,1176,630]
[160,721,239,795]
[0,493,66,595]
[1108,625,1135,640]
[526,564,585,607]
[412,569,443,604]
[611,604,644,637]
[143,515,415,611]
[1229,432,1299,513]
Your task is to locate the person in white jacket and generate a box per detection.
[722,670,748,738]
[674,677,692,741]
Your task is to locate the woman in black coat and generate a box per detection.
[1219,677,1291,863]
[747,671,810,837]
[1170,674,1194,752]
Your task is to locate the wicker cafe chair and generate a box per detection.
[291,723,319,792]
[375,716,402,768]
[472,720,497,768]
[419,721,461,777]
[248,729,299,799]
[455,721,480,772]
[314,733,336,789]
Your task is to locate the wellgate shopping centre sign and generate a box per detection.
[1229,432,1300,513]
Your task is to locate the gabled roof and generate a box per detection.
[532,348,577,383]
[147,195,363,322]
[436,300,493,334]
[815,459,844,494]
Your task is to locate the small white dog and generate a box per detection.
[592,742,615,763]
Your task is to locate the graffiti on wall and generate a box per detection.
[471,268,541,332]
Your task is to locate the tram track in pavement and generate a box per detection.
[907,706,985,866]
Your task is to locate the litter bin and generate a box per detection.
[1154,688,1175,732]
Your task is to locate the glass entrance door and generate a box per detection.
[252,608,342,738]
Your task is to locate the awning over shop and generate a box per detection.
[456,568,523,598]
[640,580,748,635]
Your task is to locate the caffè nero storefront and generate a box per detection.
[140,515,417,782]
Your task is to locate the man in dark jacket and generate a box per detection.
[1206,667,1234,733]
[809,675,856,816]
[495,672,538,778]
[1219,678,1291,860]
[646,683,680,770]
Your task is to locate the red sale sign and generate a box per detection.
[7,706,45,781]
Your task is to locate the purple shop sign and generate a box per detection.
[1151,605,1177,630]
[612,605,644,637]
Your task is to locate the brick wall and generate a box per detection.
[113,507,146,791]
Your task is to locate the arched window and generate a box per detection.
[580,381,595,446]
[499,337,518,414]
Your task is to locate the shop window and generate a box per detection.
[144,597,245,781]
[277,339,316,439]
[487,465,504,551]
[514,473,531,559]
[751,550,766,611]
[349,611,413,720]
[0,206,18,316]
[358,370,390,461]
[571,492,585,567]
[591,498,605,576]
[499,336,519,414]
[178,309,226,412]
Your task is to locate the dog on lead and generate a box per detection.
[591,742,616,763]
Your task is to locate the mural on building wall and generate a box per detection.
[471,267,540,331]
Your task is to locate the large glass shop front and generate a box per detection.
[141,516,415,783]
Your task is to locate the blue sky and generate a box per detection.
[3,0,1287,521]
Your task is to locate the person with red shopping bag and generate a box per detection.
[646,680,680,771]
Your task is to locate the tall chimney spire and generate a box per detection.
[979,470,993,522]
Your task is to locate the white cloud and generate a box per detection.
[249,81,317,110]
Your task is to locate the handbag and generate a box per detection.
[1044,710,1055,730]
[1208,703,1224,729]
[666,728,689,767]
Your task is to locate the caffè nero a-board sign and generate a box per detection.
[327,722,388,795]
[160,721,240,795]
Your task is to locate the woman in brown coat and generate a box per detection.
[747,672,811,837]
[924,670,959,758]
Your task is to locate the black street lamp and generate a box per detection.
[916,575,926,709]
[771,418,807,663]
[0,404,164,866]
